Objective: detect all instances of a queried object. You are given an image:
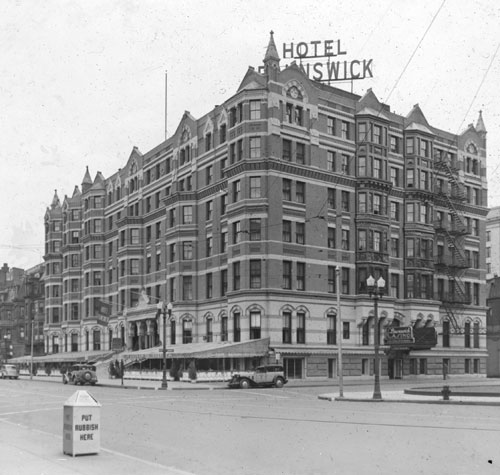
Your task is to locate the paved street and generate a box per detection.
[0,378,498,475]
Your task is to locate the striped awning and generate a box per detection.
[9,350,114,364]
[122,338,270,361]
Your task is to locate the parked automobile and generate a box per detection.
[64,364,97,386]
[228,365,287,389]
[0,364,19,379]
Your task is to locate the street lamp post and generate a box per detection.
[157,302,173,390]
[30,320,34,381]
[366,275,385,400]
[336,266,343,398]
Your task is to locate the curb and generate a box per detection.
[317,394,500,406]
[99,383,224,391]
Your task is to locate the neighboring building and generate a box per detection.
[486,277,500,377]
[486,206,500,280]
[0,263,26,361]
[42,33,489,379]
[22,264,45,357]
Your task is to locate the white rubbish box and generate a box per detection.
[63,390,101,456]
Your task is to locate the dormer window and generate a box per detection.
[179,146,190,166]
[220,123,227,143]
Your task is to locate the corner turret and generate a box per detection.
[476,110,487,136]
[81,166,93,193]
[263,31,280,82]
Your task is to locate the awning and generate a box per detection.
[122,338,270,361]
[9,350,114,364]
[273,346,379,356]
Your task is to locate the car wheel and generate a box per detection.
[239,379,250,389]
[274,377,284,388]
[90,382,96,386]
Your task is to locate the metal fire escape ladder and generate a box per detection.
[434,155,469,332]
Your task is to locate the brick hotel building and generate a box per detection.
[42,33,489,379]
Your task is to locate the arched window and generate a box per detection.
[170,319,176,345]
[473,321,480,348]
[233,311,241,342]
[250,311,261,340]
[464,321,471,348]
[93,329,101,350]
[206,317,213,342]
[71,332,78,352]
[182,319,192,344]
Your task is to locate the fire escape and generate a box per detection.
[433,152,469,332]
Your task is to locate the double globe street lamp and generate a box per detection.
[366,275,385,400]
[157,301,173,390]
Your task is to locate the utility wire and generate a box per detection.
[382,0,446,105]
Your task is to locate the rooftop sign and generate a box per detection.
[282,39,373,82]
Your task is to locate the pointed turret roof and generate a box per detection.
[476,110,487,134]
[82,166,92,186]
[50,189,61,209]
[264,30,280,63]
[72,186,81,198]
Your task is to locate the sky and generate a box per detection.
[0,0,499,270]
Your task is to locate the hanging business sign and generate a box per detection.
[282,39,373,82]
[384,327,415,346]
[384,326,438,351]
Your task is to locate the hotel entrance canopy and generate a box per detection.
[122,338,270,361]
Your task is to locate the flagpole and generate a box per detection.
[165,70,168,141]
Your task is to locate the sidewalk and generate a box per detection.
[318,384,500,406]
[21,373,225,390]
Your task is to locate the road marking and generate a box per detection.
[100,447,197,474]
[244,390,289,399]
[0,406,60,416]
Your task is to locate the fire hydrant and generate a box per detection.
[441,385,451,401]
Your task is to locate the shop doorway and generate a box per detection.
[328,358,337,379]
[284,358,303,379]
[388,358,403,379]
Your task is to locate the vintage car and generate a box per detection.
[64,364,98,386]
[228,364,288,389]
[0,364,19,379]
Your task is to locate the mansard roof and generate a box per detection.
[356,88,392,121]
[405,104,434,134]
[90,171,106,191]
